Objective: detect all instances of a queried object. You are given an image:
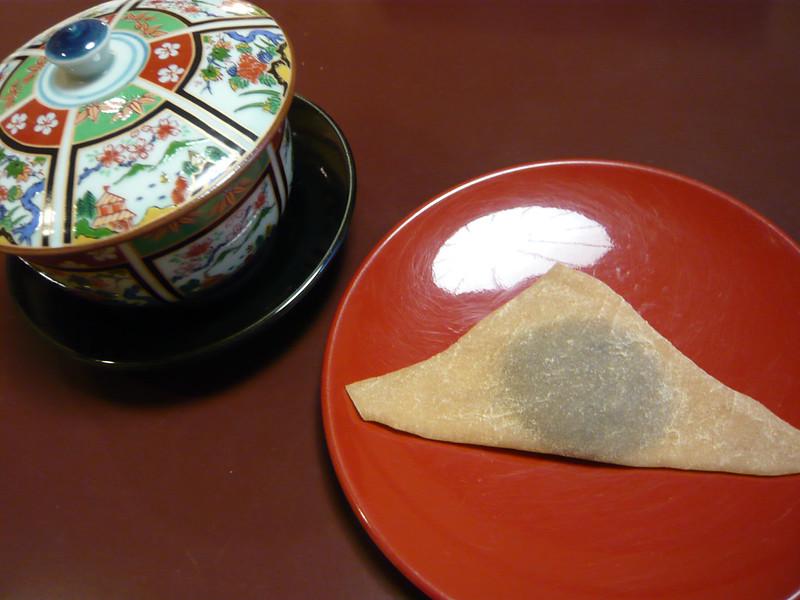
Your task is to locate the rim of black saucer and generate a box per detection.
[5,95,356,370]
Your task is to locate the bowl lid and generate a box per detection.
[0,0,293,252]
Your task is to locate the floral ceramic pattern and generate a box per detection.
[153,169,279,294]
[186,28,290,135]
[1,56,46,112]
[2,99,67,147]
[0,148,49,246]
[116,10,186,38]
[0,0,290,249]
[73,84,164,143]
[6,113,27,135]
[73,108,232,242]
[36,264,152,305]
[155,41,182,60]
[139,33,195,92]
[137,0,268,22]
[128,139,271,254]
[27,118,290,304]
[0,0,293,304]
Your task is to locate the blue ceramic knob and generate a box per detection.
[45,19,112,80]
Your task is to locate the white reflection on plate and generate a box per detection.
[431,206,612,294]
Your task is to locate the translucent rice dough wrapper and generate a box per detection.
[346,264,800,476]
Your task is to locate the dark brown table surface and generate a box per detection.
[1,1,798,598]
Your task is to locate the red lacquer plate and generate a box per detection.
[321,160,800,600]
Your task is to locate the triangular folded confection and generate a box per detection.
[346,264,800,476]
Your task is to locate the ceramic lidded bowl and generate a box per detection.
[0,0,294,305]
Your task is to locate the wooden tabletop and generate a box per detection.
[1,1,798,598]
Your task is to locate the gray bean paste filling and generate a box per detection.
[503,318,671,459]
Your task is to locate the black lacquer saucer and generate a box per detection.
[7,95,355,369]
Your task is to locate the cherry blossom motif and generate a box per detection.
[98,144,124,167]
[155,118,179,140]
[6,112,27,134]
[34,112,59,135]
[155,42,181,60]
[157,64,185,84]
[127,141,153,160]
